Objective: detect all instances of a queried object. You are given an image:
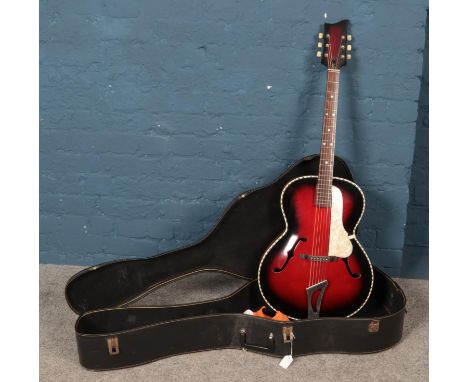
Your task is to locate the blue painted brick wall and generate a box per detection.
[40,0,428,276]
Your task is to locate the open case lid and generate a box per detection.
[66,155,354,314]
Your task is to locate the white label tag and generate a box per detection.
[279,355,293,369]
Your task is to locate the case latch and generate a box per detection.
[107,336,120,355]
[368,320,380,333]
[279,326,295,369]
[283,326,294,343]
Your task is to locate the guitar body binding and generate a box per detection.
[258,175,374,319]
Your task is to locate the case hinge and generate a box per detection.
[107,336,120,355]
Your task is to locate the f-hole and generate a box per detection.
[273,237,307,273]
[342,258,361,279]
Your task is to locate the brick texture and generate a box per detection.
[40,0,428,276]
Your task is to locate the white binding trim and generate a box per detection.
[257,175,374,320]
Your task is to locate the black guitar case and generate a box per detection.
[65,155,406,370]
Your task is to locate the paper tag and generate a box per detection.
[279,355,293,369]
[243,309,254,315]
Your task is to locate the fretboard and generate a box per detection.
[316,69,340,207]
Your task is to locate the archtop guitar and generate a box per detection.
[258,20,373,319]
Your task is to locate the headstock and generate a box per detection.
[316,20,352,69]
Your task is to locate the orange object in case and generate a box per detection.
[252,306,290,321]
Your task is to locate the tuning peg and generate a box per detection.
[318,42,323,48]
[346,54,352,60]
[347,34,352,41]
[317,51,322,57]
[347,45,352,51]
[318,32,324,39]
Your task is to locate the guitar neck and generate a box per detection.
[316,69,341,207]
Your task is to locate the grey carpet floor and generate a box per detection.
[40,264,428,382]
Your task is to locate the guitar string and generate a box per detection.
[317,52,337,286]
[319,61,339,287]
[313,62,336,287]
[309,59,326,289]
[311,43,335,290]
[323,69,340,287]
[318,70,334,285]
[308,175,319,287]
[308,60,333,289]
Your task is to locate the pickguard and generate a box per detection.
[328,185,353,258]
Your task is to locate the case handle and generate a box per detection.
[239,329,275,352]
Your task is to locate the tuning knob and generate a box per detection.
[347,45,352,51]
[318,32,324,39]
[346,54,352,60]
[317,51,322,57]
[347,34,352,41]
[318,42,323,48]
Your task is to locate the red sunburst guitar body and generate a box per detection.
[258,20,373,319]
[258,176,373,319]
